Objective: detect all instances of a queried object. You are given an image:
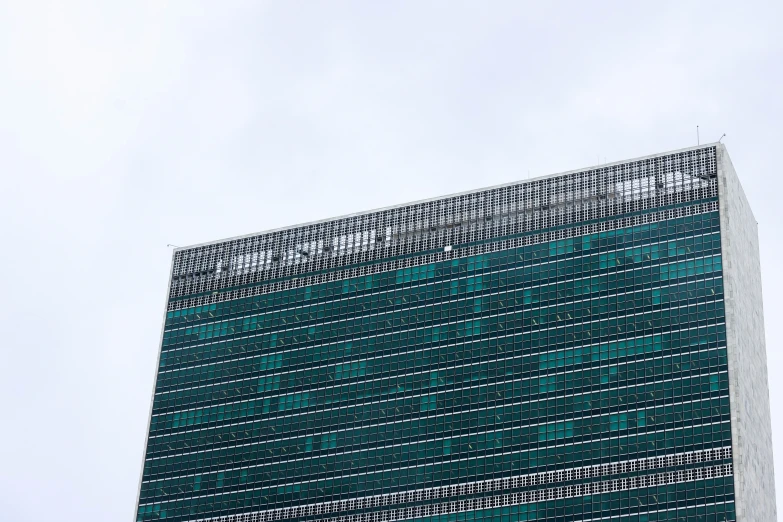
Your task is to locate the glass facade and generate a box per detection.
[136,146,770,522]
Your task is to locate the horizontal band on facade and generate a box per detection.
[164,234,722,338]
[161,249,724,373]
[186,447,731,522]
[168,201,719,313]
[154,325,724,416]
[146,335,728,445]
[153,296,725,420]
[146,368,727,471]
[170,147,717,301]
[164,225,721,345]
[144,371,727,473]
[141,390,729,492]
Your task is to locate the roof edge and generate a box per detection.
[175,142,722,252]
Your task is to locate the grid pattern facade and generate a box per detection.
[168,148,716,303]
[136,145,767,522]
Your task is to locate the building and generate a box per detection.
[135,144,775,522]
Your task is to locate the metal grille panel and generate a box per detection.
[168,199,718,312]
[193,456,731,522]
[184,447,731,522]
[170,147,717,301]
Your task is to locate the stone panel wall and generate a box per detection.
[718,144,776,521]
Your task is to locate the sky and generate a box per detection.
[0,1,781,521]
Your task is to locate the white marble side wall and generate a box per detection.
[717,144,776,521]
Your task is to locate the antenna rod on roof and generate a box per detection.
[718,133,726,143]
[697,125,700,145]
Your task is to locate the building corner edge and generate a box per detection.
[716,143,777,521]
[132,251,178,522]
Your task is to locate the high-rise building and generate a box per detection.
[135,144,775,522]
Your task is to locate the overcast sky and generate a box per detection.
[1,2,782,521]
